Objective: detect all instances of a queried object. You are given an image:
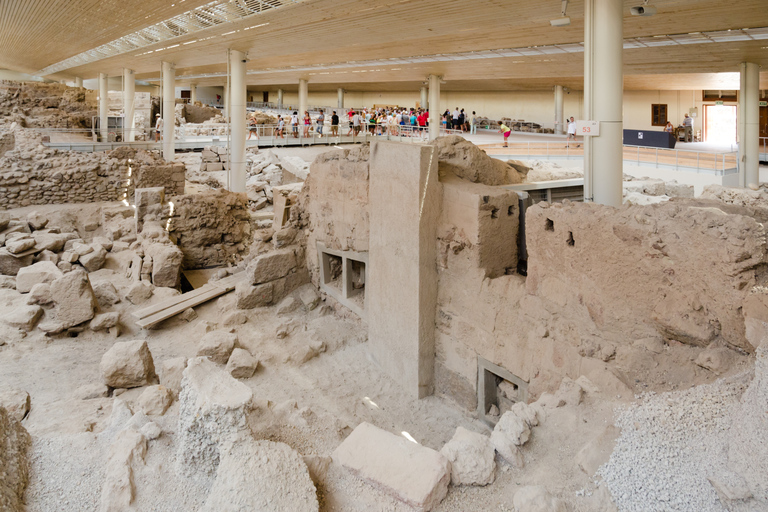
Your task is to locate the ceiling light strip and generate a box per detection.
[157,26,768,82]
[36,0,304,76]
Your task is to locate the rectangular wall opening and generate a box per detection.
[317,242,368,319]
[477,357,528,427]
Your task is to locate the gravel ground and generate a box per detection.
[599,374,751,512]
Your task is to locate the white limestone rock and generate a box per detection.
[226,348,259,379]
[50,269,97,328]
[79,244,108,272]
[100,340,157,389]
[90,312,120,331]
[1,305,42,332]
[137,385,173,416]
[92,281,121,307]
[26,283,52,305]
[297,284,320,311]
[439,427,496,486]
[98,428,147,512]
[332,422,451,511]
[176,357,254,479]
[490,411,530,468]
[246,249,296,285]
[124,281,153,305]
[159,357,187,396]
[197,331,237,364]
[0,387,31,422]
[0,405,31,512]
[15,261,62,293]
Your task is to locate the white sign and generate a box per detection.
[575,120,600,136]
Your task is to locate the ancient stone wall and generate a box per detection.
[299,145,370,285]
[0,81,97,129]
[168,189,251,268]
[0,132,185,210]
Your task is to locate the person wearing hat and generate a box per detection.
[154,114,163,142]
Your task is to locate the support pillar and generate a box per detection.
[123,68,135,142]
[298,79,308,116]
[277,88,284,109]
[190,84,197,105]
[229,49,247,194]
[428,74,441,141]
[337,88,344,109]
[420,86,428,110]
[75,77,83,88]
[740,62,760,188]
[98,73,108,142]
[222,85,228,117]
[554,85,565,135]
[583,0,623,207]
[161,61,175,161]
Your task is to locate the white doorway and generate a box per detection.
[704,105,737,145]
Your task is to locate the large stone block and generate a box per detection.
[439,427,496,486]
[144,242,182,288]
[246,249,296,285]
[0,249,33,276]
[50,269,97,328]
[332,422,450,511]
[235,281,273,309]
[100,340,157,389]
[16,261,63,294]
[177,357,254,478]
[197,331,237,364]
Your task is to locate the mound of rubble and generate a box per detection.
[0,80,97,129]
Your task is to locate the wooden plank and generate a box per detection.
[134,286,227,329]
[132,272,245,326]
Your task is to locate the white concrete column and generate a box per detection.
[229,49,247,194]
[98,73,108,142]
[161,61,175,161]
[298,79,308,116]
[75,77,83,88]
[190,84,197,105]
[583,0,623,207]
[222,85,228,117]
[428,74,441,141]
[420,86,428,110]
[337,88,344,109]
[740,62,760,188]
[123,68,135,142]
[277,88,284,109]
[554,85,565,135]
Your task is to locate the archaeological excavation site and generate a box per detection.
[2,1,768,511]
[0,78,766,512]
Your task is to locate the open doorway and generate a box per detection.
[705,105,737,145]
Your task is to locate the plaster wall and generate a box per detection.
[368,141,441,400]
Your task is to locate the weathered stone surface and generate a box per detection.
[79,244,108,272]
[32,232,65,253]
[202,438,319,512]
[490,411,530,467]
[554,377,584,407]
[0,276,16,289]
[177,357,254,478]
[26,211,48,230]
[0,249,33,276]
[226,348,258,379]
[0,387,31,422]
[124,281,153,305]
[197,331,237,364]
[74,383,109,400]
[0,212,10,231]
[439,427,496,486]
[235,281,273,309]
[6,237,35,254]
[15,261,63,293]
[144,242,182,288]
[100,340,157,389]
[332,422,451,511]
[297,284,320,311]
[50,269,97,328]
[26,283,52,305]
[1,305,42,332]
[430,135,523,186]
[246,249,296,285]
[90,312,120,331]
[159,357,187,396]
[137,385,173,416]
[0,406,32,512]
[575,425,619,476]
[98,428,147,512]
[93,281,121,307]
[276,295,301,315]
[512,486,568,512]
[179,308,197,322]
[222,311,248,326]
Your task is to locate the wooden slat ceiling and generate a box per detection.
[2,0,768,91]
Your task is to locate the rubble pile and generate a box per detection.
[0,80,97,129]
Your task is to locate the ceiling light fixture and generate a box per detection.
[630,0,657,16]
[550,0,570,27]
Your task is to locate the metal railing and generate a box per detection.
[481,142,739,175]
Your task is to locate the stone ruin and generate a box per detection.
[0,82,767,512]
